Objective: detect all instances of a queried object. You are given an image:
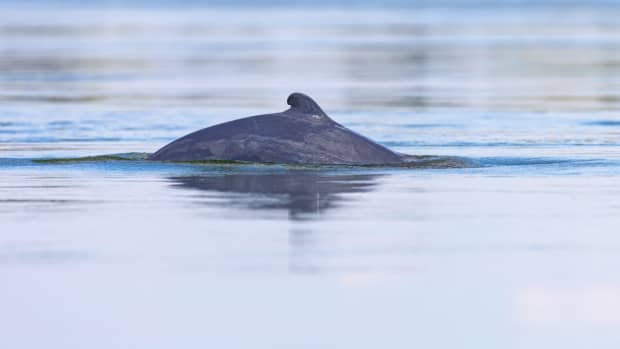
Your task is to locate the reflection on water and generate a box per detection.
[169,173,381,220]
[1,7,620,113]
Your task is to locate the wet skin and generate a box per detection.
[148,93,406,165]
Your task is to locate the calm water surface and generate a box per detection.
[1,4,620,348]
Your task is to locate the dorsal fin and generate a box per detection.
[286,92,327,116]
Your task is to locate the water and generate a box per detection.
[1,3,620,348]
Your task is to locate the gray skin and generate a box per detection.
[148,92,406,165]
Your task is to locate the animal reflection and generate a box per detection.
[168,173,382,220]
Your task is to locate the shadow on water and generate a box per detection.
[168,173,382,220]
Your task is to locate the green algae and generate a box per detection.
[33,152,151,163]
[174,156,471,169]
[33,153,472,169]
[171,159,247,165]
[367,155,472,169]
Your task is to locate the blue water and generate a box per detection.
[1,4,620,349]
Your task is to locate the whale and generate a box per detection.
[149,92,409,165]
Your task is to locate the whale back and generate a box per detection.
[148,93,403,165]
